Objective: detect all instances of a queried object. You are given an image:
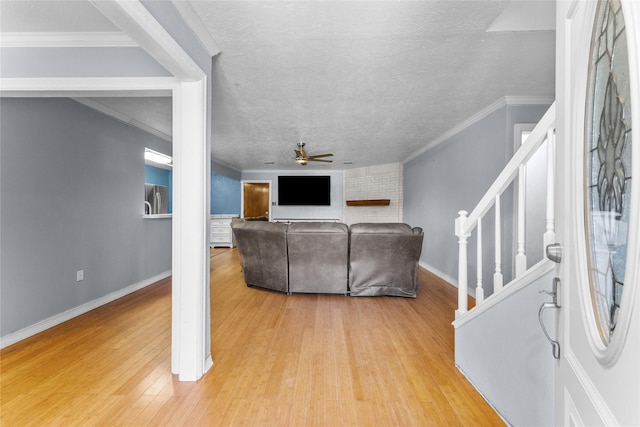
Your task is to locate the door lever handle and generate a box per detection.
[538,277,561,359]
[539,302,560,359]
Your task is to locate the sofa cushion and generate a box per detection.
[350,222,414,235]
[287,222,349,294]
[288,222,348,234]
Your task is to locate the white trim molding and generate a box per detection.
[419,261,459,288]
[72,97,172,142]
[89,0,204,80]
[0,271,171,350]
[0,32,137,48]
[452,259,554,329]
[403,96,555,164]
[0,77,176,98]
[171,79,212,381]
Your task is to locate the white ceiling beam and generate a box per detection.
[172,1,221,57]
[89,0,204,81]
[0,32,137,48]
[0,77,176,98]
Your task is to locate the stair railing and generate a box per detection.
[455,102,556,319]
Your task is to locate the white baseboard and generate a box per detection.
[205,354,214,372]
[0,271,171,349]
[419,261,459,288]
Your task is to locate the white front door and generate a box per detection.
[555,0,640,425]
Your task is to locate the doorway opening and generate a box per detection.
[241,180,272,221]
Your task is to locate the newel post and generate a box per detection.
[455,210,470,318]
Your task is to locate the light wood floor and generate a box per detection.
[1,248,502,426]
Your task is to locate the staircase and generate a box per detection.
[452,103,557,426]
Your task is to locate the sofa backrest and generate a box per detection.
[287,222,349,294]
[231,219,289,293]
[349,222,423,236]
[230,220,425,297]
[287,222,348,234]
[348,222,424,297]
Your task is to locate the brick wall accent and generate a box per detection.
[343,163,403,225]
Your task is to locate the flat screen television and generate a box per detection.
[278,175,331,206]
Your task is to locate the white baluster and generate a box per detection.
[455,210,469,318]
[516,164,527,276]
[544,128,556,249]
[476,218,484,303]
[494,194,503,292]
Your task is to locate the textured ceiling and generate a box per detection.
[0,0,556,172]
[192,1,555,170]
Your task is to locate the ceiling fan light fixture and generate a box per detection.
[293,142,332,166]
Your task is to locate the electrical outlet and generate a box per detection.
[76,270,84,282]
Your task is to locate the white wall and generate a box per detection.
[343,163,403,225]
[242,170,344,221]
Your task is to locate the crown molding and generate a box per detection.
[72,97,172,142]
[211,159,242,174]
[403,95,555,164]
[0,32,137,48]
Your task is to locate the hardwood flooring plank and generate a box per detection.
[1,248,504,426]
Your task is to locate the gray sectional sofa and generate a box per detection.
[349,223,424,297]
[231,219,423,297]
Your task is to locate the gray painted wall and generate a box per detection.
[403,104,550,295]
[0,98,172,337]
[0,47,171,78]
[241,170,344,221]
[455,270,556,426]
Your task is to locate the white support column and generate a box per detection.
[494,194,503,292]
[544,128,556,249]
[476,218,484,303]
[171,79,212,381]
[455,210,470,318]
[516,164,527,276]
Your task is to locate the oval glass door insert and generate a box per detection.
[584,0,633,345]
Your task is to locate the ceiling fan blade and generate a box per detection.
[308,158,333,163]
[308,153,333,159]
[295,149,303,157]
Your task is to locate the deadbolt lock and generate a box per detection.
[546,243,563,264]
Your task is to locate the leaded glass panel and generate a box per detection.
[585,0,633,344]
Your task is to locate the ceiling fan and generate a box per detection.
[294,142,333,166]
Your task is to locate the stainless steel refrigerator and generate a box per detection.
[145,184,168,214]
